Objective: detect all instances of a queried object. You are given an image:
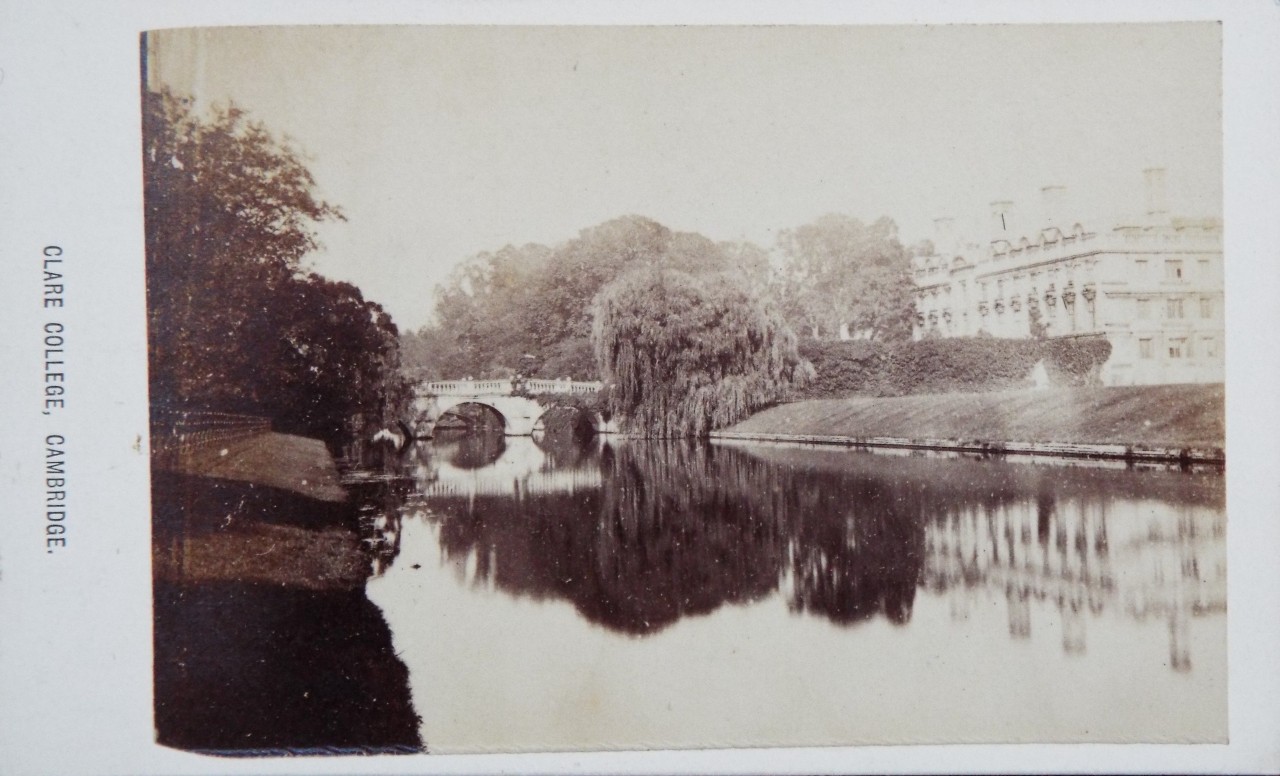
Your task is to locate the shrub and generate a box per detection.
[1042,337,1113,387]
[796,339,889,397]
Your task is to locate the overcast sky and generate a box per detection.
[148,23,1221,332]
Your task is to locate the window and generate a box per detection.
[1139,338,1154,359]
[1168,338,1186,359]
[1199,259,1211,279]
[1135,259,1149,275]
[1166,298,1185,319]
[1165,260,1184,280]
[1202,336,1218,359]
[1136,297,1151,319]
[1200,296,1212,319]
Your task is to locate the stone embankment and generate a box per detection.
[715,384,1225,464]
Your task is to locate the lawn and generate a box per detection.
[727,384,1225,449]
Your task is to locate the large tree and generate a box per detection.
[143,89,405,448]
[415,242,554,379]
[592,268,812,437]
[776,214,916,342]
[407,215,773,382]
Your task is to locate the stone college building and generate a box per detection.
[912,168,1223,386]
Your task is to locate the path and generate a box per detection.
[164,431,347,502]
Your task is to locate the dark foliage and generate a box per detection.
[143,89,407,450]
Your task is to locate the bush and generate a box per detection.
[797,335,1112,398]
[796,339,889,396]
[1042,337,1112,387]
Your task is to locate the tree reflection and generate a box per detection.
[410,434,1226,668]
[785,475,925,626]
[429,441,787,634]
[587,441,786,633]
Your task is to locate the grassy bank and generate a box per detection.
[150,459,423,752]
[172,431,348,503]
[727,384,1224,450]
[151,469,367,589]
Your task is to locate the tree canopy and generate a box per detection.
[405,215,771,382]
[403,212,921,397]
[144,89,406,449]
[776,214,916,342]
[591,268,812,437]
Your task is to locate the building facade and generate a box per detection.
[912,169,1223,386]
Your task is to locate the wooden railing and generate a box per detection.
[150,409,271,468]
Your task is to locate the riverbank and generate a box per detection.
[167,431,348,502]
[717,384,1225,462]
[151,432,423,753]
[151,472,367,589]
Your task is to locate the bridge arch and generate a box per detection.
[413,394,549,437]
[531,403,601,436]
[410,378,611,438]
[433,397,510,429]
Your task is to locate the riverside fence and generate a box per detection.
[150,409,271,469]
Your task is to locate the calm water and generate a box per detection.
[365,431,1226,751]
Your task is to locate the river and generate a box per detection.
[362,430,1226,752]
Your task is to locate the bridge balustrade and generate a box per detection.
[523,378,602,395]
[421,378,603,397]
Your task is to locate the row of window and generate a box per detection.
[1137,335,1219,360]
[929,255,1217,302]
[1134,295,1215,320]
[1133,257,1216,282]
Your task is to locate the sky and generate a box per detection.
[147,23,1222,332]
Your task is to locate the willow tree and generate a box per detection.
[592,269,813,437]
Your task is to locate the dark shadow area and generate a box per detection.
[152,469,423,755]
[154,580,422,754]
[151,469,351,535]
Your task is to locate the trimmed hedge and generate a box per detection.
[797,336,1111,398]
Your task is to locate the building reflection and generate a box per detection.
[922,490,1225,669]
[370,435,1224,672]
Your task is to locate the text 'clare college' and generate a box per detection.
[43,246,67,554]
[43,246,66,416]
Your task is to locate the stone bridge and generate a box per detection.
[411,377,609,437]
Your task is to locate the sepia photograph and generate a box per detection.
[136,23,1232,756]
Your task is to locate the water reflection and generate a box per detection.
[372,435,1224,675]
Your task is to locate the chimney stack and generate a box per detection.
[1040,185,1067,229]
[1143,167,1168,219]
[990,200,1014,238]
